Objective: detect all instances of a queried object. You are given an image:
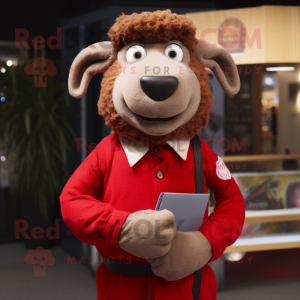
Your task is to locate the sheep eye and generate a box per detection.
[126,45,146,64]
[168,50,177,58]
[133,51,142,59]
[165,44,183,62]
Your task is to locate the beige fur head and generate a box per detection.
[68,10,240,144]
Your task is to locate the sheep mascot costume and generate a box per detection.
[60,10,245,300]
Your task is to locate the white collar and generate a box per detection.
[118,133,190,167]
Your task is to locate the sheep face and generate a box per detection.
[112,41,200,136]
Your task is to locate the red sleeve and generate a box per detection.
[59,141,130,247]
[198,140,245,262]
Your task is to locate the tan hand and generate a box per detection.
[118,209,177,259]
[148,231,212,281]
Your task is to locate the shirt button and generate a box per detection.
[153,146,161,152]
[156,171,163,179]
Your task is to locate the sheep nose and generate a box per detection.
[140,76,178,102]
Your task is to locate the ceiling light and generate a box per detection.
[266,67,295,72]
[264,77,273,85]
[223,252,246,262]
[1,67,6,73]
[6,60,13,67]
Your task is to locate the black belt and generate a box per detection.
[102,134,205,300]
[102,257,156,276]
[102,257,204,299]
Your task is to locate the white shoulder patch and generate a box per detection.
[216,156,231,180]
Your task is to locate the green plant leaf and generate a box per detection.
[0,49,76,220]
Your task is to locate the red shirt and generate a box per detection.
[60,133,245,300]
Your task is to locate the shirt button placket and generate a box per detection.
[153,146,161,153]
[156,171,163,179]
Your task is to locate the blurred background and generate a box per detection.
[0,1,300,299]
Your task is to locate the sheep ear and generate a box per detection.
[193,40,240,95]
[68,42,116,98]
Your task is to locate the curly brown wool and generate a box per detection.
[108,10,198,52]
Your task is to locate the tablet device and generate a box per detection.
[155,193,210,232]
